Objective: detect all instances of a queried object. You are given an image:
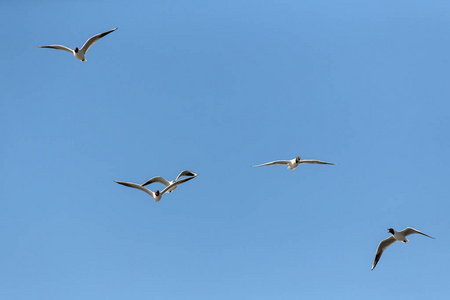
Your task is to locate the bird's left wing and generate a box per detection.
[400,228,435,239]
[252,160,290,167]
[114,180,155,198]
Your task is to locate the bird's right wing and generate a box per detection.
[299,160,334,165]
[175,170,198,181]
[372,236,397,270]
[115,180,155,198]
[160,176,196,195]
[39,45,73,53]
[252,160,290,167]
[81,28,117,54]
[141,176,171,187]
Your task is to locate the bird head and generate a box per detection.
[295,156,301,163]
[155,190,160,196]
[387,228,394,235]
[74,47,79,53]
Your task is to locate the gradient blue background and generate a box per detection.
[1,1,449,299]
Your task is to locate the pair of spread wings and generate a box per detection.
[372,228,435,270]
[252,159,334,167]
[115,176,195,199]
[39,28,117,54]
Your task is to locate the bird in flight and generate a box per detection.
[252,156,334,170]
[39,28,117,61]
[115,175,196,202]
[371,227,435,270]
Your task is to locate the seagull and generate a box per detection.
[39,28,117,61]
[114,176,195,202]
[371,227,435,270]
[252,156,334,170]
[141,170,198,193]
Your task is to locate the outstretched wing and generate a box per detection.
[400,228,435,239]
[81,28,117,53]
[372,236,397,270]
[115,180,155,198]
[39,45,73,53]
[299,160,334,165]
[252,160,290,167]
[141,176,171,187]
[160,176,195,195]
[175,170,198,181]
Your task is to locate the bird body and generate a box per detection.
[390,229,409,243]
[74,48,86,61]
[39,28,117,61]
[287,157,299,170]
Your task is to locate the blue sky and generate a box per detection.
[2,0,450,299]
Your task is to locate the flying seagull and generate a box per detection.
[141,170,198,193]
[371,227,435,270]
[114,176,195,202]
[39,28,117,61]
[252,156,334,170]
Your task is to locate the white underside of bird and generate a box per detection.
[39,28,117,61]
[371,227,435,270]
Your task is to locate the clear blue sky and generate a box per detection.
[2,1,450,299]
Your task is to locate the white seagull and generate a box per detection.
[39,28,117,61]
[371,227,435,270]
[252,156,334,170]
[115,176,195,202]
[141,170,198,193]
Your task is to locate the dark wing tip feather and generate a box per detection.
[99,28,118,37]
[372,254,381,270]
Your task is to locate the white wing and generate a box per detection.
[372,236,397,270]
[252,160,290,167]
[115,180,155,198]
[299,160,334,165]
[160,176,195,195]
[175,170,198,181]
[81,28,117,54]
[141,176,171,187]
[39,45,73,53]
[399,227,435,239]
